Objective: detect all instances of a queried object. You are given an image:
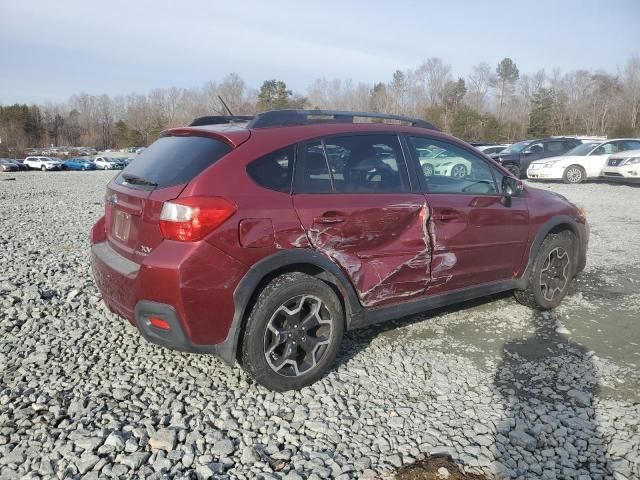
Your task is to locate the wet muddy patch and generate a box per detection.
[393,455,488,480]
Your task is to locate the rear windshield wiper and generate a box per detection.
[121,173,158,187]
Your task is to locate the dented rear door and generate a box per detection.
[292,134,431,308]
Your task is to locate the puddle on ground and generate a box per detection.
[355,267,640,402]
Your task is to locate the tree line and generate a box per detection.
[1,56,639,155]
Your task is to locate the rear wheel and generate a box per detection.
[451,163,467,178]
[563,165,585,184]
[422,163,434,177]
[514,231,575,310]
[41,165,46,172]
[241,272,344,391]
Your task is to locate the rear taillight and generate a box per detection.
[159,197,236,241]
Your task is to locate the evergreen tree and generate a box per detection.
[493,58,519,119]
[257,79,292,111]
[528,88,555,137]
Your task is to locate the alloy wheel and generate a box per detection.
[451,164,467,178]
[565,167,583,183]
[263,295,333,377]
[539,247,571,302]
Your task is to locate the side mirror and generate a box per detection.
[502,176,523,206]
[503,176,517,197]
[522,149,532,155]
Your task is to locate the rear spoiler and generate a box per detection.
[189,116,254,126]
[161,127,251,148]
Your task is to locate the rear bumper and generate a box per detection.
[90,233,248,363]
[134,300,219,354]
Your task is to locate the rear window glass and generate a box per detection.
[115,136,231,189]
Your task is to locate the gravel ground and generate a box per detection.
[1,171,639,480]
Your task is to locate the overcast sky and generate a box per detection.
[1,0,639,104]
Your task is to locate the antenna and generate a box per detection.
[218,96,234,116]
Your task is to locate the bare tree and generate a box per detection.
[466,62,493,111]
[415,58,452,106]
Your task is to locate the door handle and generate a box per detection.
[315,212,346,224]
[433,210,461,222]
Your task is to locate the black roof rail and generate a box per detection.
[189,115,254,127]
[247,109,440,131]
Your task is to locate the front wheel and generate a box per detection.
[505,164,521,178]
[563,165,585,184]
[241,272,344,391]
[41,166,46,172]
[514,231,575,310]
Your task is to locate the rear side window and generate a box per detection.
[246,146,294,193]
[545,142,565,153]
[115,136,231,189]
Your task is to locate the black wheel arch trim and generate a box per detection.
[518,215,585,289]
[215,248,363,365]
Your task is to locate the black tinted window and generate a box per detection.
[247,146,294,193]
[295,135,410,194]
[294,141,333,193]
[323,135,409,193]
[115,136,231,189]
[545,142,565,153]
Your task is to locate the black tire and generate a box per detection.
[514,231,575,310]
[41,165,46,172]
[563,165,585,184]
[451,163,467,178]
[241,272,344,391]
[422,163,434,176]
[506,164,521,178]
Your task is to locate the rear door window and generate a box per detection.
[545,141,565,154]
[294,135,410,194]
[115,136,231,189]
[294,141,333,193]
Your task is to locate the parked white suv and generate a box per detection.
[94,157,119,170]
[600,149,640,181]
[527,138,640,183]
[23,156,63,171]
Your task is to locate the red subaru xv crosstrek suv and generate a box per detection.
[91,110,588,391]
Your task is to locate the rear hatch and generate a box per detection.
[104,134,234,263]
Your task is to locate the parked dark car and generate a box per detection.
[91,110,589,391]
[63,158,97,171]
[0,158,19,172]
[498,138,582,178]
[10,159,29,171]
